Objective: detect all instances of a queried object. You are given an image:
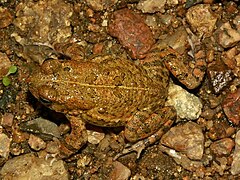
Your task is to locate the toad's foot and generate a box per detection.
[59,115,88,158]
[114,119,174,160]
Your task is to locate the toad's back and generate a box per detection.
[29,56,169,127]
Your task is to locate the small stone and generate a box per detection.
[108,8,155,59]
[1,113,14,127]
[166,83,202,120]
[207,61,233,94]
[85,0,118,11]
[233,15,240,29]
[0,7,13,28]
[231,131,240,175]
[161,122,204,160]
[212,157,228,176]
[210,138,235,157]
[0,153,69,179]
[9,143,23,156]
[12,125,29,143]
[109,161,131,180]
[0,52,11,78]
[77,155,92,168]
[225,1,238,14]
[158,144,204,172]
[208,121,235,140]
[222,88,240,125]
[217,21,240,48]
[186,4,218,37]
[159,26,189,54]
[92,43,104,55]
[87,128,105,145]
[28,134,46,151]
[222,47,237,70]
[185,0,203,8]
[0,133,11,158]
[137,0,166,13]
[45,140,60,154]
[19,117,61,140]
[138,146,178,179]
[201,107,218,120]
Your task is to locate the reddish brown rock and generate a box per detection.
[222,88,240,125]
[1,113,14,127]
[0,52,11,78]
[108,8,155,59]
[161,122,204,160]
[208,121,236,140]
[210,138,235,157]
[109,161,131,180]
[222,47,238,70]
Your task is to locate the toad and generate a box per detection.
[28,51,177,158]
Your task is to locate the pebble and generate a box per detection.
[0,7,13,28]
[77,155,92,168]
[156,26,189,54]
[185,0,203,8]
[1,113,14,127]
[222,88,240,125]
[19,117,61,140]
[0,133,11,159]
[28,134,46,151]
[45,140,60,154]
[217,21,240,48]
[231,131,240,175]
[138,146,178,179]
[0,153,69,179]
[212,157,228,176]
[207,60,233,94]
[210,138,235,157]
[186,4,218,37]
[158,144,204,172]
[108,8,155,59]
[85,0,118,11]
[0,52,11,78]
[109,161,131,180]
[87,127,105,145]
[161,121,204,160]
[222,47,238,70]
[137,0,166,13]
[166,83,202,120]
[207,120,235,140]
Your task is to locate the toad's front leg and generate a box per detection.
[59,115,88,157]
[115,106,176,159]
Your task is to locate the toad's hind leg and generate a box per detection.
[115,106,176,159]
[60,115,88,157]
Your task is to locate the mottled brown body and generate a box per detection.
[28,54,173,156]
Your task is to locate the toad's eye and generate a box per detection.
[39,96,52,105]
[63,66,71,72]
